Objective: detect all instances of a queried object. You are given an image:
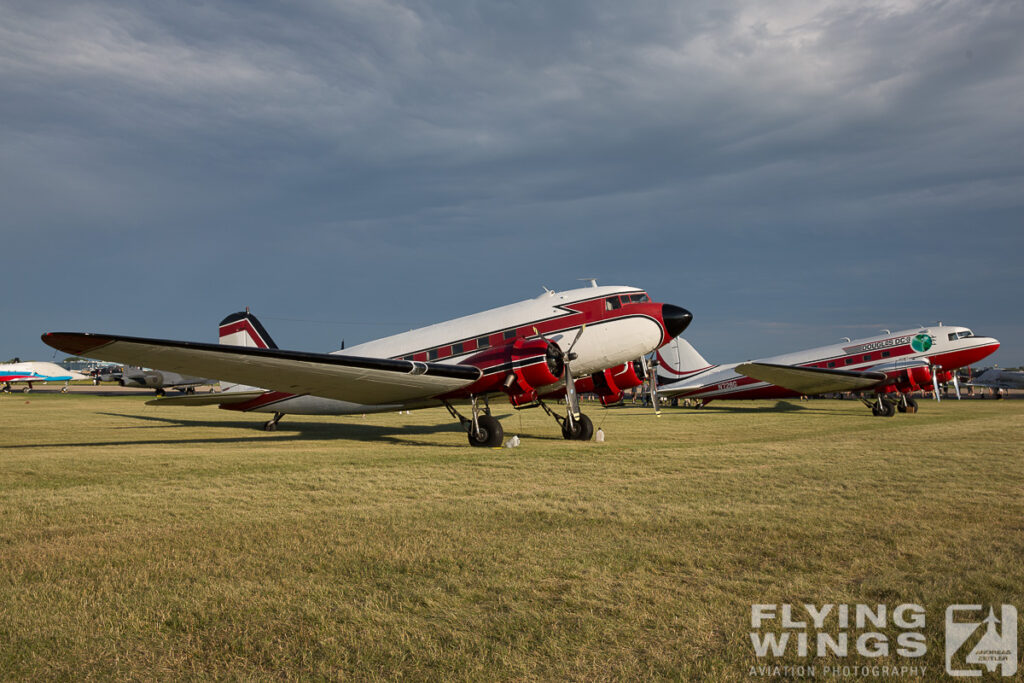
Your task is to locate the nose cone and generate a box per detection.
[661,304,693,339]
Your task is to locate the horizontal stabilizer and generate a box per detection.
[43,332,481,405]
[736,362,886,395]
[146,391,267,407]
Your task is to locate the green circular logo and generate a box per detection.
[911,333,932,353]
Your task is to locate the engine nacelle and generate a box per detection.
[503,337,564,403]
[905,365,932,389]
[611,359,646,391]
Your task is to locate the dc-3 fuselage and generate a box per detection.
[656,325,999,416]
[43,285,692,445]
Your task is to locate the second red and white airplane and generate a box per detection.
[655,325,999,416]
[43,284,691,446]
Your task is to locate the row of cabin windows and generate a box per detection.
[400,328,522,362]
[400,293,650,362]
[605,293,650,311]
[821,350,892,369]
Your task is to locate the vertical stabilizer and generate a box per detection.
[218,311,278,349]
[656,337,714,382]
[217,311,278,393]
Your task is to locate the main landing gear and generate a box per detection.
[264,412,285,432]
[862,394,912,417]
[535,398,594,441]
[445,397,504,448]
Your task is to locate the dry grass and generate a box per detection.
[1,393,1021,680]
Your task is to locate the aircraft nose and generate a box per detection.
[661,304,693,339]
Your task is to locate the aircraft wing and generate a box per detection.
[147,391,267,406]
[42,332,481,405]
[735,362,888,395]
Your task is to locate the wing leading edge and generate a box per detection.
[735,362,887,395]
[42,332,481,405]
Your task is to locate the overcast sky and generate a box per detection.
[3,0,1022,367]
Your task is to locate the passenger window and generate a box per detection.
[845,358,855,365]
[881,351,891,358]
[605,297,621,310]
[477,336,490,349]
[828,361,836,368]
[863,355,871,362]
[503,330,516,341]
[428,349,439,360]
[452,342,463,355]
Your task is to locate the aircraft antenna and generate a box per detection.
[881,329,891,335]
[578,278,599,288]
[841,337,851,343]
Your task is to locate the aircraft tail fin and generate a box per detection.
[656,337,714,382]
[217,310,277,393]
[218,310,279,349]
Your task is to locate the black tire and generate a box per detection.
[897,401,907,413]
[871,403,883,416]
[561,413,594,441]
[882,400,897,417]
[468,415,503,448]
[264,421,277,432]
[905,397,918,413]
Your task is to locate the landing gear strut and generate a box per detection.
[536,398,594,441]
[896,396,918,414]
[264,412,284,432]
[445,397,503,447]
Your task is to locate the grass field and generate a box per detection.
[1,392,1021,680]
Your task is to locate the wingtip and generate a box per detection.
[41,332,115,357]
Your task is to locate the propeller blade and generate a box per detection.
[641,354,661,416]
[931,366,941,402]
[565,365,580,420]
[952,372,961,400]
[566,324,586,357]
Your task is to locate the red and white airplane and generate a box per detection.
[654,325,999,416]
[42,284,692,446]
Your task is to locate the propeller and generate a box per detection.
[952,372,962,400]
[931,365,941,402]
[535,325,586,421]
[640,354,661,416]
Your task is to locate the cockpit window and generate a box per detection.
[605,296,621,311]
[628,293,649,303]
[948,330,974,341]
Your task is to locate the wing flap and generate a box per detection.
[735,362,887,395]
[43,332,480,405]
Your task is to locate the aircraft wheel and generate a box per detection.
[61,386,69,394]
[905,397,918,413]
[264,420,277,432]
[882,401,896,417]
[562,413,594,440]
[468,415,503,448]
[871,403,883,416]
[22,386,31,393]
[897,401,907,413]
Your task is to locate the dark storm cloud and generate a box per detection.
[1,0,1022,362]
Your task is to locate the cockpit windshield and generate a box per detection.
[947,330,973,341]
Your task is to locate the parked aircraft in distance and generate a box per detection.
[119,367,212,395]
[0,359,88,393]
[655,325,999,416]
[42,284,692,445]
[965,367,1024,397]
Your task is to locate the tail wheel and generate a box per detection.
[468,415,503,448]
[561,413,594,441]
